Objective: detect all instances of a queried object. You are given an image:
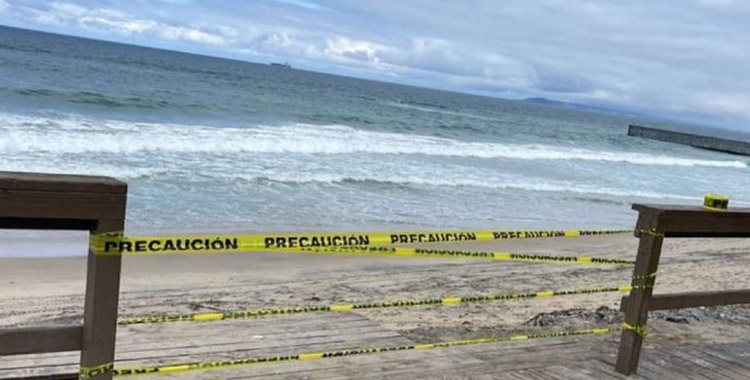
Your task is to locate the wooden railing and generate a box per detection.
[616,204,750,375]
[0,172,127,380]
[3,172,750,378]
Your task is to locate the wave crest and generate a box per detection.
[1,113,746,169]
[213,173,704,201]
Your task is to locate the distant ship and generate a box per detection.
[270,62,292,68]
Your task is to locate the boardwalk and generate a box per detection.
[2,311,749,379]
[3,234,750,380]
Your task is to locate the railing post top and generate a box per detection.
[0,171,127,193]
[632,203,750,215]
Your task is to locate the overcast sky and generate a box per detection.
[1,0,750,129]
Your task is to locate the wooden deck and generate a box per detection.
[2,311,749,380]
[3,232,750,380]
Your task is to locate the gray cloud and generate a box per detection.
[1,0,750,128]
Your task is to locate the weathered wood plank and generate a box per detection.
[649,348,719,380]
[0,314,411,379]
[620,289,750,312]
[4,330,750,380]
[0,217,97,230]
[542,364,604,380]
[0,326,81,356]
[633,204,750,217]
[665,349,739,380]
[273,339,602,380]
[697,347,750,371]
[0,314,388,372]
[632,204,750,238]
[0,373,77,380]
[0,191,126,221]
[575,359,629,380]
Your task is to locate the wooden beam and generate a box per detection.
[0,172,126,194]
[0,374,77,380]
[0,190,126,220]
[0,217,97,230]
[0,326,81,356]
[620,289,750,312]
[632,204,750,238]
[633,204,750,215]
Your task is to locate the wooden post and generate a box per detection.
[615,212,662,375]
[81,219,124,380]
[0,172,127,380]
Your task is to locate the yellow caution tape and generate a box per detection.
[441,297,462,305]
[192,313,224,322]
[79,326,620,378]
[330,304,354,312]
[90,228,632,256]
[298,352,324,361]
[91,236,636,266]
[621,322,648,337]
[117,284,646,326]
[703,193,729,211]
[298,246,635,265]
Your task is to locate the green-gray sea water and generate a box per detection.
[2,26,748,236]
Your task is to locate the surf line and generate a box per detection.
[90,229,632,255]
[80,326,620,378]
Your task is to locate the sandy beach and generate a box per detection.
[2,233,750,378]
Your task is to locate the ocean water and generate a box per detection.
[2,26,749,237]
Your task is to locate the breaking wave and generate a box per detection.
[219,173,703,201]
[1,113,746,168]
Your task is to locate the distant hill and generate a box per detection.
[522,97,632,116]
[523,97,572,107]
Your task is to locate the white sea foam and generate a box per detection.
[229,172,750,205]
[1,113,746,168]
[0,155,714,203]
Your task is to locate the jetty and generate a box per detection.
[628,124,750,156]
